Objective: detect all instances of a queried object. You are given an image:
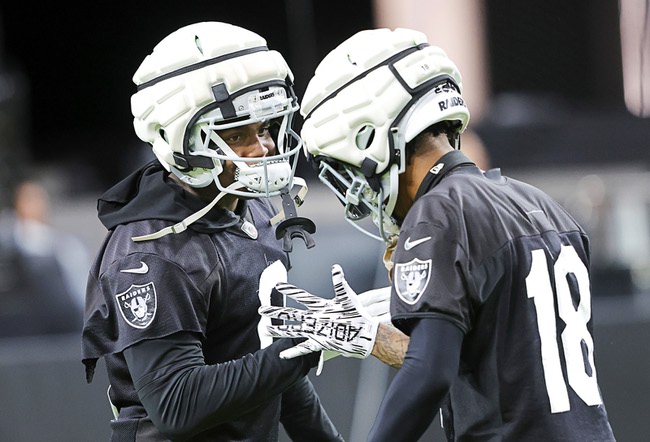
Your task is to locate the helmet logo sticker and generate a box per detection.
[116,283,157,329]
[394,258,432,305]
[438,95,466,111]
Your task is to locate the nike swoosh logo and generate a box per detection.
[120,261,149,274]
[404,236,432,251]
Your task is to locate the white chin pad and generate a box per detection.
[236,160,292,192]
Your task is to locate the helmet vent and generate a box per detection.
[194,36,204,55]
[355,125,375,150]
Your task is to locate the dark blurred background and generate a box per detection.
[1,1,647,188]
[0,1,648,441]
[0,1,376,192]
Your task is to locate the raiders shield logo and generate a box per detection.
[116,282,157,329]
[394,258,432,305]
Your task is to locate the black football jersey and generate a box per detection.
[81,162,333,441]
[391,151,615,441]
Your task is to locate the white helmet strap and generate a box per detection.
[130,181,245,242]
[130,177,311,244]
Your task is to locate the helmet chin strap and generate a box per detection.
[381,164,400,229]
[131,181,245,242]
[132,177,315,252]
[372,167,401,279]
[367,164,400,244]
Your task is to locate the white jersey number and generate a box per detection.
[525,245,602,413]
[257,261,288,349]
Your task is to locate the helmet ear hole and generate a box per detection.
[355,125,375,150]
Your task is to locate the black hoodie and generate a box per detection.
[80,161,339,442]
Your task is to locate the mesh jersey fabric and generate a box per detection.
[390,151,615,441]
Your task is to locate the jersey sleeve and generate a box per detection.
[390,213,471,336]
[82,252,207,379]
[368,318,463,442]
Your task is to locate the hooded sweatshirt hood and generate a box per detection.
[97,161,240,233]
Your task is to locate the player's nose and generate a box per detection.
[252,137,270,157]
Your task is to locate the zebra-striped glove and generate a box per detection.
[259,264,378,361]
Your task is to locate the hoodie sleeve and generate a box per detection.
[280,376,344,441]
[123,331,320,441]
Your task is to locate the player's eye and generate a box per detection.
[220,132,241,144]
[258,123,271,137]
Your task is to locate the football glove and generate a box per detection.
[259,264,379,362]
[358,286,391,325]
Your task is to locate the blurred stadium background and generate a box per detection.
[0,0,648,440]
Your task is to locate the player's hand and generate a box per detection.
[259,264,379,361]
[358,286,391,325]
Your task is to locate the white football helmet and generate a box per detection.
[300,28,470,243]
[131,21,302,197]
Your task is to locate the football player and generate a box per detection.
[81,22,343,441]
[260,28,616,441]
